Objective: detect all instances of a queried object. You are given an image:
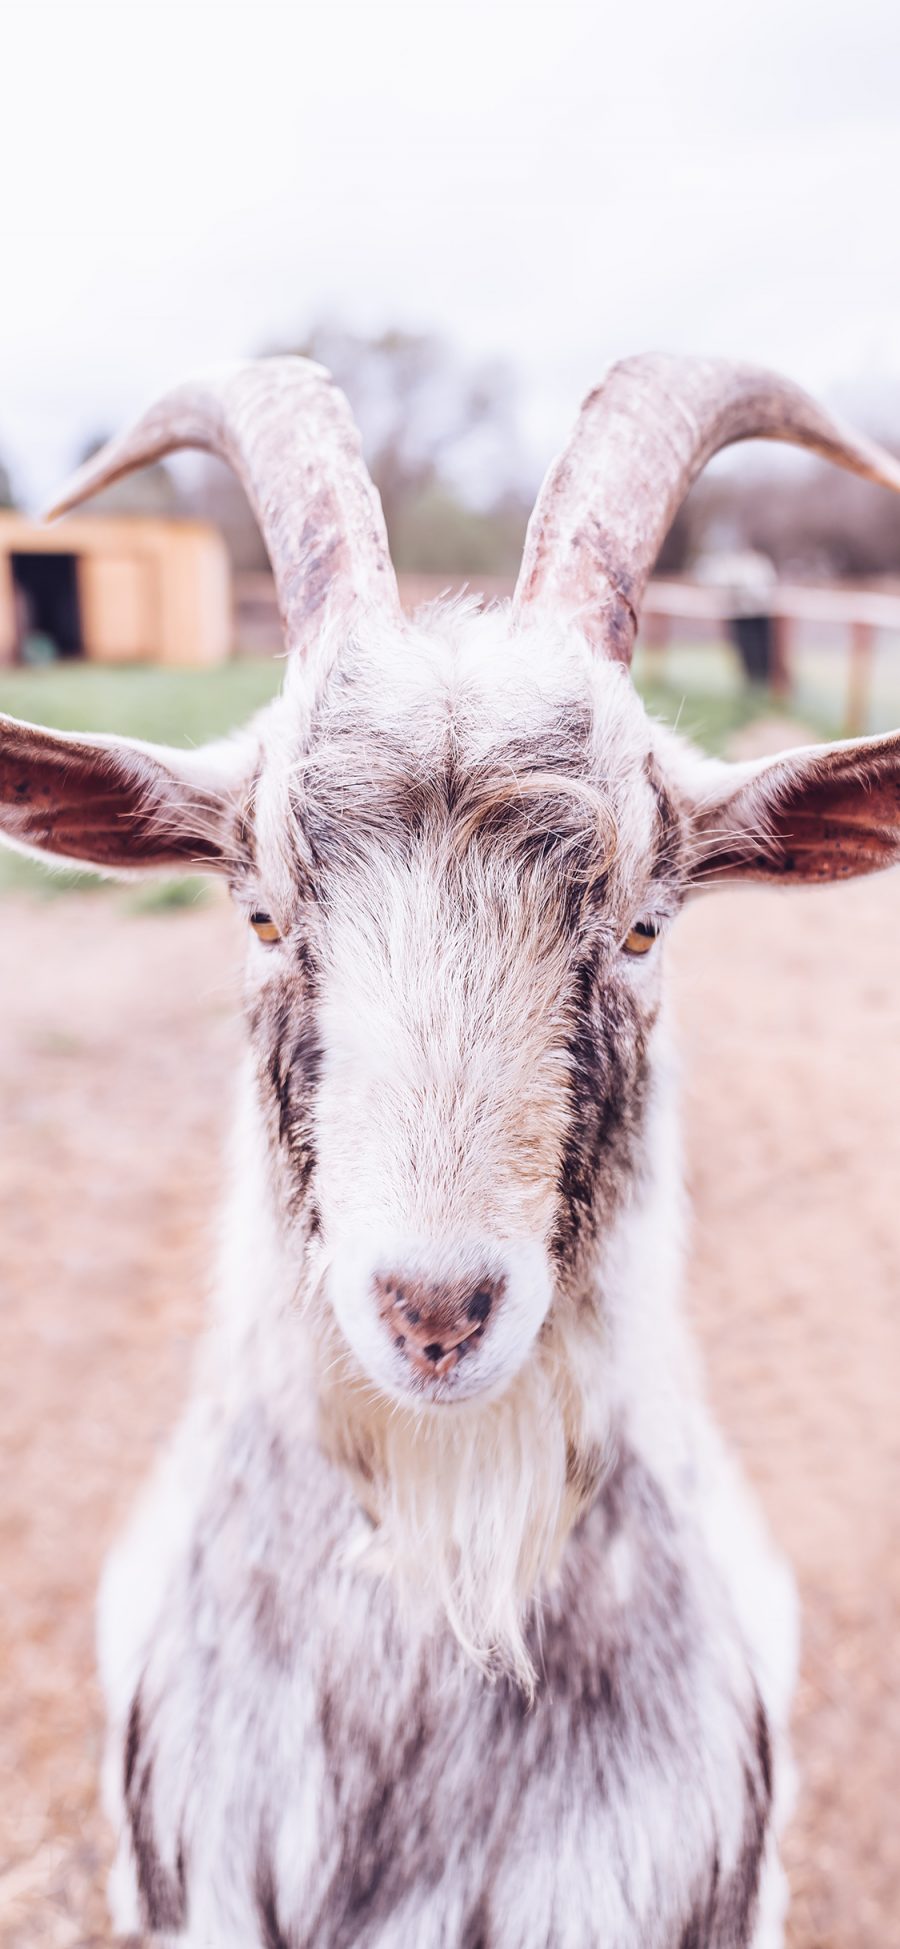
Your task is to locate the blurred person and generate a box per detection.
[697,545,778,684]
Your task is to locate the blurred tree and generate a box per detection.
[193,454,270,574]
[679,451,900,579]
[247,321,520,574]
[71,433,183,518]
[653,502,694,575]
[283,322,517,535]
[189,324,526,577]
[0,453,18,510]
[389,484,529,577]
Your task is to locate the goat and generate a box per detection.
[3,354,900,1949]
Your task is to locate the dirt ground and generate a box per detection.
[1,849,899,1944]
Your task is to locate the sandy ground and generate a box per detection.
[1,851,899,1945]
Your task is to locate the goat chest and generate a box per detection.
[108,1403,779,1949]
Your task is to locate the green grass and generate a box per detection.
[0,658,283,900]
[0,648,834,902]
[0,658,282,745]
[636,673,776,753]
[633,643,838,751]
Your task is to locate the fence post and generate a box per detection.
[770,613,792,700]
[845,621,875,737]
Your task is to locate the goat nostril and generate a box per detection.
[423,1342,445,1364]
[467,1289,493,1326]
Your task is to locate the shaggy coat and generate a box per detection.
[93,614,798,1948]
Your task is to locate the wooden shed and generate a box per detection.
[0,512,232,668]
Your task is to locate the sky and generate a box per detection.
[2,0,900,505]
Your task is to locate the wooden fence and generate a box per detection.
[643,580,900,735]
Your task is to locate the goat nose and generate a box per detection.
[374,1271,504,1380]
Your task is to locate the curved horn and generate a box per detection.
[513,354,900,663]
[46,358,402,653]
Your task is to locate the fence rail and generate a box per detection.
[235,571,900,734]
[642,580,900,733]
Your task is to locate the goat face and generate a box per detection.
[239,616,683,1406]
[6,351,900,1426]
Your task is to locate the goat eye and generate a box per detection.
[622,920,658,957]
[250,912,281,945]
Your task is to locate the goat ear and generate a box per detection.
[0,712,251,876]
[689,728,900,887]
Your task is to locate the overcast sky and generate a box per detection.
[3,0,900,504]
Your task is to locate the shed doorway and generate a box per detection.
[10,552,83,660]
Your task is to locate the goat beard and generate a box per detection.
[313,1306,608,1691]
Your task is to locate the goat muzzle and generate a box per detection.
[374,1270,506,1382]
